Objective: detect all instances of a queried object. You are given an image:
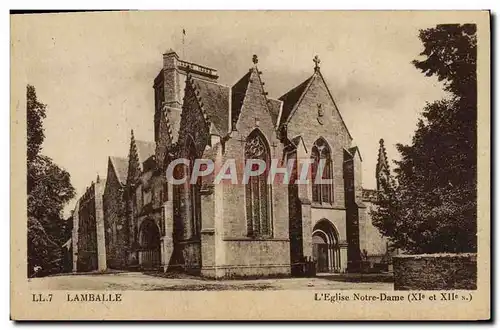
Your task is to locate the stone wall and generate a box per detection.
[77,183,98,272]
[71,199,80,272]
[393,253,477,290]
[286,74,353,210]
[94,179,107,271]
[359,201,389,259]
[103,163,128,269]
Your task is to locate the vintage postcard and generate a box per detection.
[10,10,490,320]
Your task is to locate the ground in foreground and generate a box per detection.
[28,272,394,291]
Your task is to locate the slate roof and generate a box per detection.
[230,71,252,128]
[135,140,156,163]
[192,77,230,136]
[109,156,129,186]
[267,98,283,127]
[278,76,312,125]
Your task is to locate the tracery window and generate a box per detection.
[245,130,272,238]
[311,138,333,204]
[186,139,201,238]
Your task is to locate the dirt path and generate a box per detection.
[28,272,394,291]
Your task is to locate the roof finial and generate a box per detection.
[252,54,258,66]
[379,138,384,145]
[313,55,321,72]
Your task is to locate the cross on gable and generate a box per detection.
[313,55,321,71]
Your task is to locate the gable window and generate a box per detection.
[311,138,333,204]
[245,129,272,238]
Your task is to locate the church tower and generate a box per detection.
[153,50,219,143]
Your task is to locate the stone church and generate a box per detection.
[71,50,392,277]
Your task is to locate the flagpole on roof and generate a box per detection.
[182,28,186,59]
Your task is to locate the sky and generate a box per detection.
[12,11,456,216]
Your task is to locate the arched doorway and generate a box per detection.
[312,219,340,273]
[138,219,161,269]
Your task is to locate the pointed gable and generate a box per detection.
[230,61,276,133]
[127,130,142,184]
[191,77,230,136]
[109,156,129,186]
[278,69,352,140]
[155,108,181,169]
[164,108,181,144]
[349,146,363,162]
[290,135,308,153]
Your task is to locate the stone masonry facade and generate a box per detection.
[71,50,392,277]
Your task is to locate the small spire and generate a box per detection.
[252,54,258,65]
[376,137,389,191]
[96,174,100,183]
[313,55,321,72]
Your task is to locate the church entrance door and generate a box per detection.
[312,232,329,272]
[138,219,161,269]
[312,219,341,273]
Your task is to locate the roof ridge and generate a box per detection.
[279,75,313,100]
[191,76,230,89]
[278,70,353,140]
[314,70,353,140]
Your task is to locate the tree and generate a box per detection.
[371,24,477,254]
[27,85,75,276]
[27,85,46,165]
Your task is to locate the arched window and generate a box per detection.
[311,138,333,204]
[245,130,272,238]
[186,138,201,238]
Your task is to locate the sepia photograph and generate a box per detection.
[10,10,490,320]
